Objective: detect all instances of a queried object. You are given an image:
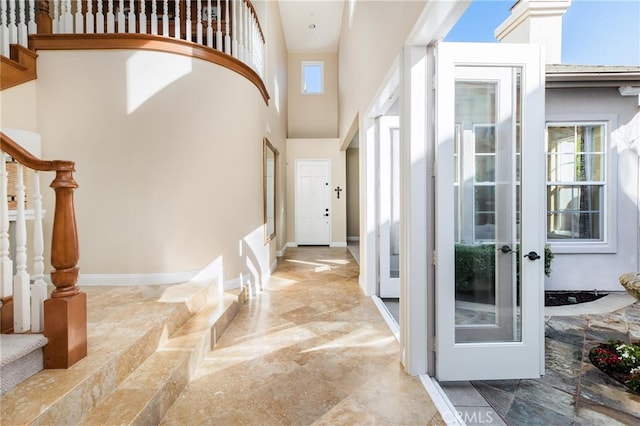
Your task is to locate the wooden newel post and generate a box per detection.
[37,0,52,35]
[43,162,86,369]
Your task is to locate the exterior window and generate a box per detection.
[301,61,324,94]
[546,123,606,242]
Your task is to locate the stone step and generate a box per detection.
[79,288,245,425]
[0,282,216,425]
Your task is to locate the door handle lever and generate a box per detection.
[523,251,541,261]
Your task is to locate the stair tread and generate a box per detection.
[0,334,48,366]
[0,283,212,425]
[79,289,244,425]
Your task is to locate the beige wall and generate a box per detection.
[258,0,289,256]
[346,147,359,239]
[34,49,273,288]
[1,81,38,131]
[286,138,346,246]
[287,52,338,138]
[337,0,427,140]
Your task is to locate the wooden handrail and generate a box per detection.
[1,131,86,368]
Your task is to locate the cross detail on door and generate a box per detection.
[334,186,342,199]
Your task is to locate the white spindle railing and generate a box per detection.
[1,1,265,79]
[13,162,30,332]
[1,145,47,335]
[31,171,46,332]
[0,154,12,303]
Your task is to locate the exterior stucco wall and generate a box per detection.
[545,87,639,291]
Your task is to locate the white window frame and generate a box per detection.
[545,114,618,254]
[301,61,324,95]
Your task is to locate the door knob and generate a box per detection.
[523,251,541,260]
[324,213,329,217]
[500,245,513,254]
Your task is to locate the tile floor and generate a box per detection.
[161,247,444,425]
[381,283,640,424]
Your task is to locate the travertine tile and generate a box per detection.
[161,247,442,425]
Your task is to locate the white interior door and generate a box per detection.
[296,160,331,245]
[435,42,545,381]
[379,116,400,298]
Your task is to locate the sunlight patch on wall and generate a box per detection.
[274,77,281,114]
[126,51,192,114]
[349,0,357,28]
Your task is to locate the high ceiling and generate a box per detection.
[277,0,345,53]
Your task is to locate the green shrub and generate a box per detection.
[454,243,554,293]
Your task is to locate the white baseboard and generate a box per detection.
[76,271,199,286]
[419,375,464,425]
[330,242,347,248]
[75,271,246,291]
[347,236,360,242]
[270,258,278,273]
[286,242,298,248]
[276,244,288,257]
[372,295,399,342]
[224,273,251,291]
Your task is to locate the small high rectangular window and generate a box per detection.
[302,61,324,94]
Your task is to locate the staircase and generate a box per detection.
[0,333,47,395]
[0,280,246,424]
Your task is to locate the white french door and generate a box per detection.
[296,160,331,245]
[434,42,545,381]
[379,116,400,298]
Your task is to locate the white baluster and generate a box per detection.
[15,1,26,47]
[244,1,249,63]
[185,0,191,42]
[206,0,212,47]
[117,0,125,33]
[27,0,36,34]
[162,0,168,36]
[95,0,104,33]
[173,0,179,39]
[51,0,59,33]
[127,0,135,33]
[75,0,84,33]
[8,0,17,44]
[237,0,243,61]
[30,171,46,333]
[63,0,73,33]
[86,0,94,33]
[0,1,9,57]
[107,0,115,33]
[196,0,202,44]
[224,0,230,53]
[139,0,146,34]
[215,0,221,51]
[0,154,12,300]
[150,0,157,35]
[13,163,30,333]
[231,0,237,58]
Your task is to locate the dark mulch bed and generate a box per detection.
[545,291,608,306]
[457,290,608,306]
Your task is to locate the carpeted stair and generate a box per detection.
[0,333,48,395]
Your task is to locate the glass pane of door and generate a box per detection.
[454,69,521,344]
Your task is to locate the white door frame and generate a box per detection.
[379,116,401,298]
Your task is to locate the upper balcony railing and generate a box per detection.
[0,0,265,79]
